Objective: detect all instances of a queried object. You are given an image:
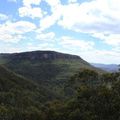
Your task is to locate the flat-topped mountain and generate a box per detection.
[0,50,103,98]
[0,51,81,62]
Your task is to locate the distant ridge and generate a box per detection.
[91,63,119,72]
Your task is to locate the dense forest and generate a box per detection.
[0,51,120,119]
[0,66,120,120]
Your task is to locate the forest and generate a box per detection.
[0,65,120,120]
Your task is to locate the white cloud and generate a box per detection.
[27,43,55,51]
[68,0,77,3]
[40,0,62,31]
[0,13,8,21]
[56,0,120,47]
[19,6,43,18]
[0,34,24,43]
[79,49,120,64]
[58,1,110,31]
[3,21,36,34]
[40,0,120,46]
[36,32,55,41]
[23,0,41,7]
[61,36,94,51]
[0,21,36,43]
[4,0,120,63]
[0,47,22,53]
[19,0,43,19]
[40,10,61,30]
[59,36,120,64]
[44,0,61,11]
[38,0,120,38]
[19,0,120,48]
[92,33,120,46]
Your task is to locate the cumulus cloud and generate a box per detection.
[39,0,62,31]
[45,0,61,10]
[19,6,43,18]
[2,21,36,34]
[92,33,120,46]
[60,36,94,51]
[57,0,120,47]
[40,10,61,30]
[39,0,120,46]
[0,45,22,53]
[0,21,36,43]
[27,43,55,51]
[36,32,55,41]
[68,0,77,3]
[23,0,41,7]
[5,0,120,63]
[80,49,120,64]
[59,36,120,64]
[19,0,43,18]
[59,0,120,32]
[0,34,24,43]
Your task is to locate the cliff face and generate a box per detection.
[8,51,81,61]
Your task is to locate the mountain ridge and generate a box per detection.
[0,50,104,98]
[91,63,119,72]
[0,50,81,62]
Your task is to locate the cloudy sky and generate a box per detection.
[0,0,120,64]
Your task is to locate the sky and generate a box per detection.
[0,0,120,64]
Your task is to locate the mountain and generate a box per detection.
[91,63,119,72]
[0,51,80,61]
[0,51,115,119]
[0,51,103,97]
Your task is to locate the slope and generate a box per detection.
[0,65,59,107]
[0,51,103,96]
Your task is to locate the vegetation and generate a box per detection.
[0,65,61,119]
[0,51,120,119]
[0,64,120,119]
[44,80,120,120]
[0,51,103,98]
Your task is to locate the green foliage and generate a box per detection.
[44,81,120,120]
[0,65,60,119]
[43,70,120,120]
[0,66,120,119]
[0,51,103,99]
[69,69,100,86]
[0,51,120,119]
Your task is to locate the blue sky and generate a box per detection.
[0,0,120,64]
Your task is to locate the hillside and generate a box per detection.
[0,52,119,119]
[0,65,60,118]
[0,65,59,104]
[0,51,103,97]
[1,65,120,119]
